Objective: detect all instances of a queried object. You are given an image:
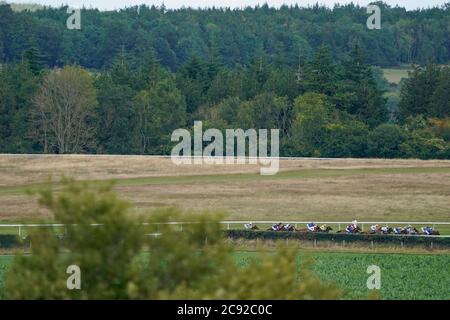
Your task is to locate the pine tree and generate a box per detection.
[176,55,209,113]
[398,62,440,121]
[23,46,44,76]
[430,66,450,118]
[336,45,387,127]
[304,45,337,97]
[137,50,165,89]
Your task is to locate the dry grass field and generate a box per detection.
[0,154,449,224]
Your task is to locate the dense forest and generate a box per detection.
[1,2,450,68]
[0,2,449,158]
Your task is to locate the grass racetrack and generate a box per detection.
[0,155,449,229]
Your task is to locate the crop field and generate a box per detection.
[0,155,449,229]
[236,251,450,300]
[0,255,11,298]
[0,252,448,300]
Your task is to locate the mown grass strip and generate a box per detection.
[1,166,449,196]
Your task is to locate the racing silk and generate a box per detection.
[393,227,402,234]
[380,226,389,233]
[370,225,379,232]
[244,223,253,229]
[284,224,291,230]
[345,225,354,233]
[271,224,279,231]
[422,227,433,235]
[307,223,316,232]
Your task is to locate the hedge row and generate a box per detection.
[2,231,449,248]
[0,234,67,249]
[0,235,25,249]
[225,230,450,247]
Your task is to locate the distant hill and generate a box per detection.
[0,1,44,12]
[0,3,449,69]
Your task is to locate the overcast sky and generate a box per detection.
[6,0,450,10]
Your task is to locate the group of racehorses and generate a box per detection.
[244,222,440,236]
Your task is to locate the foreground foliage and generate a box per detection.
[5,179,341,299]
[2,251,449,300]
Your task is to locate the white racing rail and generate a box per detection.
[0,221,449,237]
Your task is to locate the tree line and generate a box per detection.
[0,2,449,159]
[0,43,449,159]
[0,2,449,70]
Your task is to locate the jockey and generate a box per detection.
[402,225,412,234]
[284,224,292,230]
[271,223,283,231]
[344,220,358,233]
[422,227,433,235]
[320,224,328,232]
[380,226,389,234]
[307,222,317,232]
[370,224,380,232]
[244,222,253,229]
[408,226,418,235]
[393,227,402,234]
[345,224,354,233]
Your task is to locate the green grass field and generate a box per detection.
[0,255,12,298]
[237,251,450,300]
[1,252,448,300]
[382,68,412,84]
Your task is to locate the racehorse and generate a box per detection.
[267,223,284,231]
[296,225,320,233]
[317,226,333,233]
[267,223,297,232]
[337,225,362,234]
[296,225,333,233]
[381,227,394,234]
[282,224,297,232]
[422,229,440,235]
[369,227,394,235]
[385,227,395,234]
[401,227,420,235]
